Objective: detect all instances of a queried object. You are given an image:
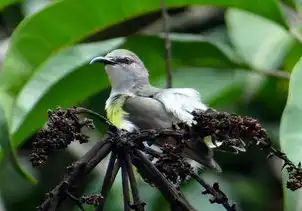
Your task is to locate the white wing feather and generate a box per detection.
[155,88,224,149]
[154,88,207,126]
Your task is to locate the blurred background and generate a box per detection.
[0,0,302,210]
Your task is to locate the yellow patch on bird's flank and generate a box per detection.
[106,96,127,128]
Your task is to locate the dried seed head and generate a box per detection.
[30,107,94,167]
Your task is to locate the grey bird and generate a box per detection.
[89,49,223,171]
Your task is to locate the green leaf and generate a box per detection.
[0,92,37,184]
[226,8,295,70]
[226,8,298,117]
[280,57,302,211]
[0,0,21,10]
[0,0,286,95]
[283,0,298,8]
[293,0,302,10]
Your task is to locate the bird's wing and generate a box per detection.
[153,88,207,126]
[123,95,173,130]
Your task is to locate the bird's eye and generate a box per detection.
[123,57,132,64]
[117,57,132,64]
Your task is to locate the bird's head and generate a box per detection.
[89,49,150,92]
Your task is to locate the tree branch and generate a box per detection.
[120,153,131,211]
[190,173,236,211]
[125,152,145,211]
[74,107,118,131]
[37,137,113,211]
[95,152,120,211]
[132,149,196,211]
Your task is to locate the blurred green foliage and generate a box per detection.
[0,0,302,210]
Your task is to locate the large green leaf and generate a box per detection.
[7,34,243,151]
[226,8,295,70]
[0,92,37,184]
[0,0,285,96]
[0,0,21,10]
[280,57,302,211]
[292,0,302,10]
[226,8,298,118]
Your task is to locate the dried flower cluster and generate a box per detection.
[80,194,104,207]
[190,109,271,151]
[287,163,302,191]
[271,149,302,191]
[154,143,192,186]
[30,107,94,167]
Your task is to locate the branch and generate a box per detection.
[132,149,196,211]
[125,152,145,211]
[267,147,302,191]
[120,153,131,211]
[95,152,120,211]
[37,137,112,211]
[161,0,173,88]
[74,107,118,131]
[190,173,236,211]
[66,191,85,211]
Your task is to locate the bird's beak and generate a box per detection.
[89,56,117,65]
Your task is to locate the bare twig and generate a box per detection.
[132,149,196,211]
[266,147,302,191]
[66,191,85,211]
[161,0,173,88]
[74,107,117,131]
[37,138,112,211]
[120,153,131,211]
[125,153,145,211]
[190,173,236,211]
[96,152,120,211]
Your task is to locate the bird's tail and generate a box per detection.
[155,136,221,172]
[183,137,222,172]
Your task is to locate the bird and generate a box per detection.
[89,49,223,172]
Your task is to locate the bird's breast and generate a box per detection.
[105,95,137,131]
[106,95,127,127]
